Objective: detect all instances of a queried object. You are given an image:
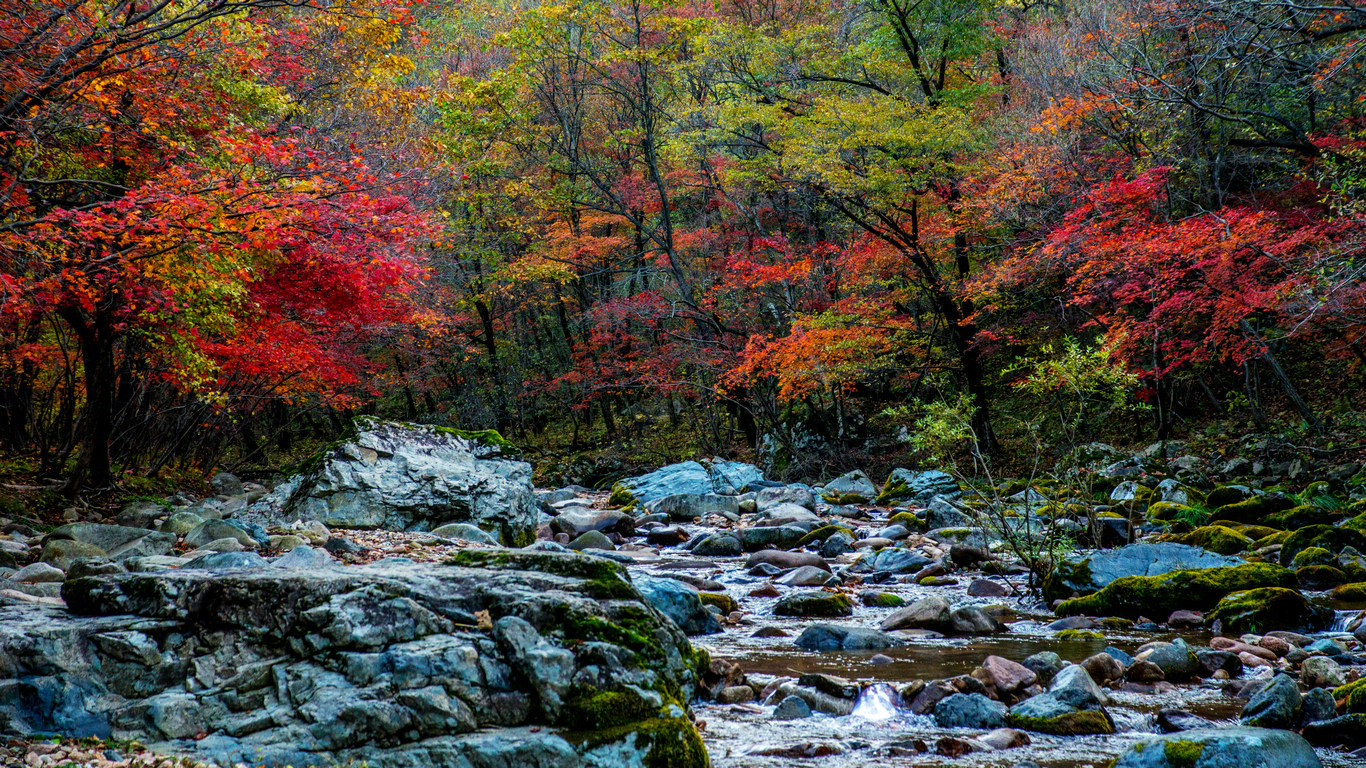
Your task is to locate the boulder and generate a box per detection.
[933,693,1006,729]
[981,655,1037,694]
[249,419,537,545]
[1136,640,1202,682]
[773,593,853,618]
[431,523,500,545]
[772,696,812,720]
[793,624,896,651]
[1,551,708,768]
[879,596,950,631]
[1111,728,1320,768]
[46,523,177,562]
[1206,587,1333,633]
[1055,563,1296,619]
[822,470,877,502]
[1241,674,1302,729]
[614,459,763,503]
[185,519,261,550]
[755,486,816,512]
[737,525,807,552]
[1044,542,1244,602]
[645,494,740,522]
[847,547,932,575]
[745,550,828,571]
[691,532,743,557]
[635,576,722,635]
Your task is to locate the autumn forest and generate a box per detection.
[4,0,1366,496]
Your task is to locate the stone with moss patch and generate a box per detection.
[1158,526,1253,555]
[1279,525,1366,567]
[796,525,855,548]
[1006,709,1113,735]
[1205,587,1333,633]
[1055,563,1295,619]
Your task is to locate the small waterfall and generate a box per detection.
[850,683,900,721]
[1330,609,1360,633]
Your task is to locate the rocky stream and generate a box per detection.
[2,421,1366,768]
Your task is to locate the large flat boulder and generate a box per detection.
[613,460,764,503]
[1044,542,1244,602]
[0,551,706,768]
[249,419,537,544]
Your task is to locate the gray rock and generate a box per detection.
[1047,542,1244,598]
[115,501,165,529]
[1023,652,1065,685]
[0,552,704,768]
[755,486,816,512]
[1301,688,1337,724]
[1241,674,1302,729]
[775,565,838,587]
[430,523,500,544]
[567,531,615,551]
[848,547,931,574]
[634,576,721,635]
[249,419,537,544]
[737,525,807,552]
[550,509,632,538]
[616,459,763,502]
[272,546,334,569]
[46,523,176,562]
[820,531,854,557]
[211,472,244,496]
[793,624,896,651]
[773,696,812,720]
[181,552,269,570]
[823,470,876,501]
[934,693,1007,729]
[1049,664,1107,710]
[185,519,261,551]
[1301,655,1345,689]
[1137,640,1202,682]
[755,503,821,525]
[745,550,828,571]
[882,469,961,501]
[691,532,743,557]
[646,493,740,521]
[880,596,950,631]
[926,499,969,529]
[160,511,206,536]
[1112,728,1319,768]
[10,562,65,583]
[39,539,107,571]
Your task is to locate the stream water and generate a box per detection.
[619,545,1362,768]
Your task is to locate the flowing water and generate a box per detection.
[619,547,1363,768]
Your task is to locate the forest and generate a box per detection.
[4,0,1366,498]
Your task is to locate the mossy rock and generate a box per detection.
[1343,513,1366,534]
[1329,582,1366,601]
[609,484,639,508]
[823,491,869,505]
[1206,485,1255,507]
[1295,565,1348,590]
[875,479,912,505]
[1335,677,1366,713]
[1205,587,1333,633]
[998,480,1028,497]
[1279,525,1366,567]
[1007,709,1114,735]
[1056,629,1103,640]
[1055,563,1296,619]
[1266,504,1341,530]
[773,592,854,618]
[1099,617,1134,630]
[431,425,521,454]
[1231,524,1281,541]
[1290,546,1336,568]
[887,511,922,530]
[561,688,663,730]
[567,715,708,768]
[796,525,855,548]
[1251,531,1292,549]
[446,549,637,601]
[1158,526,1253,555]
[1159,739,1206,768]
[697,592,738,614]
[1212,494,1295,524]
[865,592,906,608]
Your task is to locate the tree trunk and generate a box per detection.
[62,311,116,494]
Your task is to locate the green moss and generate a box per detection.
[1290,546,1336,568]
[1231,524,1281,541]
[1163,739,1206,768]
[866,592,906,607]
[1296,564,1348,589]
[1158,525,1253,555]
[773,593,854,618]
[1056,629,1103,640]
[560,688,661,730]
[1206,486,1253,507]
[1266,504,1340,530]
[1006,709,1114,735]
[822,491,868,505]
[609,483,639,508]
[446,549,637,600]
[428,425,520,453]
[1331,582,1366,601]
[1279,525,1366,566]
[1335,677,1366,713]
[567,716,708,768]
[1343,513,1366,534]
[875,479,912,505]
[1206,587,1332,633]
[1251,531,1291,548]
[796,525,854,547]
[1213,494,1295,524]
[887,511,921,529]
[1056,563,1296,619]
[697,592,737,614]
